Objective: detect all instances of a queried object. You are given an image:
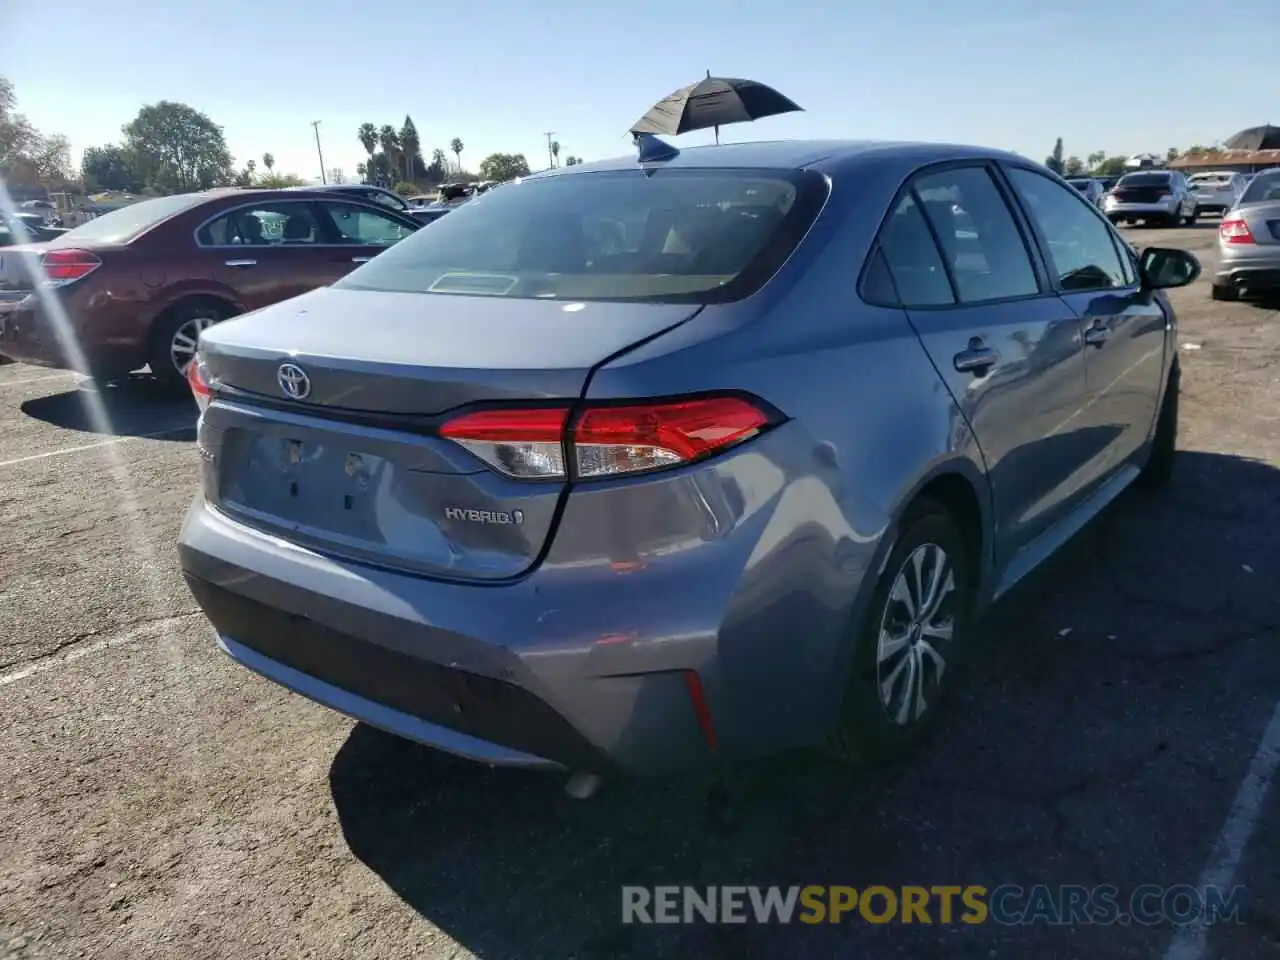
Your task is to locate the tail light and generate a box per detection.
[187,354,212,413]
[439,394,778,481]
[40,248,101,286]
[1220,218,1255,245]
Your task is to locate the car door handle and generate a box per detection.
[953,340,999,374]
[224,259,257,268]
[351,256,372,263]
[1083,323,1110,347]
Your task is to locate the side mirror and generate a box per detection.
[1139,247,1201,290]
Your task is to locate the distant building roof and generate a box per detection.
[1168,149,1280,170]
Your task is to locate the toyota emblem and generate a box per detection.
[277,362,311,400]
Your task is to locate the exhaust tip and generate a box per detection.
[565,772,603,800]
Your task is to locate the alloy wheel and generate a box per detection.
[170,315,217,375]
[875,542,957,725]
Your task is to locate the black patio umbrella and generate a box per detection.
[1223,125,1280,152]
[630,72,802,144]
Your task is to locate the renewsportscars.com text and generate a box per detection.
[621,884,1247,926]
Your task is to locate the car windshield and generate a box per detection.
[1117,173,1171,187]
[51,194,206,244]
[1239,172,1280,204]
[1067,180,1091,191]
[336,167,828,304]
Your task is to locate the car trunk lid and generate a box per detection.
[197,285,702,581]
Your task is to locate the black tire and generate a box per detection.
[1107,215,1121,225]
[827,498,974,764]
[147,300,230,391]
[1211,284,1238,302]
[1138,361,1179,491]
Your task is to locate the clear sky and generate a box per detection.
[3,0,1276,182]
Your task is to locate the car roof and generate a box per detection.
[526,139,1029,179]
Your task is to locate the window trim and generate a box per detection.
[1000,162,1140,296]
[192,198,420,249]
[859,158,1052,310]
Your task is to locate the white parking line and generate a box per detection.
[0,371,79,389]
[1163,698,1280,960]
[0,612,204,688]
[0,425,191,468]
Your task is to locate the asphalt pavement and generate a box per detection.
[1,224,1278,960]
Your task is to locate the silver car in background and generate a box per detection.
[1188,171,1247,218]
[1213,167,1280,301]
[1066,177,1106,209]
[1104,170,1197,226]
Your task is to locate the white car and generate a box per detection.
[1188,171,1247,217]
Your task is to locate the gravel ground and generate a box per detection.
[1,223,1279,960]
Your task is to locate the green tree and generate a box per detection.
[393,181,419,197]
[1094,156,1129,176]
[377,125,400,185]
[1086,150,1106,171]
[1166,147,1180,163]
[478,152,532,182]
[122,101,233,192]
[450,138,464,173]
[357,123,377,182]
[1045,137,1065,175]
[399,116,420,183]
[0,76,72,186]
[551,140,561,168]
[81,144,143,192]
[262,152,275,173]
[256,172,307,188]
[1064,156,1084,176]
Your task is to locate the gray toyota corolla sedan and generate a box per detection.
[178,139,1199,783]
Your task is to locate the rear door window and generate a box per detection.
[913,166,1040,304]
[197,201,323,246]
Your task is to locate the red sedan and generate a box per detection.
[0,188,421,388]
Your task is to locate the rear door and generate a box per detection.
[313,200,419,282]
[193,200,336,310]
[1004,165,1165,487]
[878,163,1089,562]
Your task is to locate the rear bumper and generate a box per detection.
[178,439,886,775]
[0,294,139,374]
[1104,202,1180,219]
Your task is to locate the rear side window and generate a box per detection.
[876,196,954,307]
[914,166,1039,304]
[319,201,416,246]
[197,202,323,246]
[336,168,828,304]
[1006,167,1128,291]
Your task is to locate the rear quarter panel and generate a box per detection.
[569,167,991,757]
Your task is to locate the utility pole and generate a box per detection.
[311,120,327,185]
[544,131,556,170]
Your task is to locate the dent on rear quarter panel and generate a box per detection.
[574,171,984,755]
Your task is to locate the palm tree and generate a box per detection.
[357,123,377,182]
[551,141,560,168]
[262,153,275,173]
[400,116,420,183]
[450,138,464,174]
[378,125,400,185]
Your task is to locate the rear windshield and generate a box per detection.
[1189,174,1229,183]
[1240,171,1280,204]
[337,168,827,304]
[1067,180,1091,190]
[52,194,206,245]
[1117,173,1171,187]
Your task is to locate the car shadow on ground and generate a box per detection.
[329,450,1280,959]
[20,374,195,440]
